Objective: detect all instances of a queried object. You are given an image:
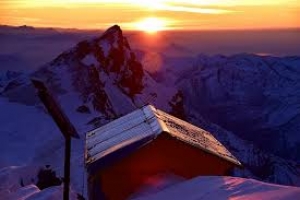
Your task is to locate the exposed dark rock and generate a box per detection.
[169,90,186,120]
[76,105,91,114]
[36,165,62,190]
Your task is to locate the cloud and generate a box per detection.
[158,4,234,14]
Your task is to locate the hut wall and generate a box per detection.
[92,134,235,200]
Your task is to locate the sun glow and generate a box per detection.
[1,0,299,30]
[131,0,165,9]
[134,17,169,33]
[7,0,297,8]
[12,0,166,8]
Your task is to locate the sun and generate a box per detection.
[134,17,168,34]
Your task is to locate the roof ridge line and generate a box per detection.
[144,105,170,134]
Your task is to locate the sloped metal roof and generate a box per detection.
[85,105,241,170]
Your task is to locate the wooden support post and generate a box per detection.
[64,136,71,200]
[31,79,80,200]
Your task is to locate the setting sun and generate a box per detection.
[134,17,169,34]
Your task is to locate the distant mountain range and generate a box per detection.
[0,25,300,197]
[0,25,59,34]
[142,52,300,162]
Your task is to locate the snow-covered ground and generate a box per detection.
[1,184,78,200]
[132,176,300,200]
[0,98,86,199]
[3,171,300,200]
[0,164,80,199]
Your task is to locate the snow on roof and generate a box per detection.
[85,105,241,169]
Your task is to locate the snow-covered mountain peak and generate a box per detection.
[0,25,175,124]
[99,24,128,50]
[47,24,145,99]
[101,24,122,37]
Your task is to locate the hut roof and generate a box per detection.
[85,105,241,171]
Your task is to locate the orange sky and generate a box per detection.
[0,0,299,30]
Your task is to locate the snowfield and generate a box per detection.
[0,165,72,200]
[1,184,78,200]
[2,172,300,200]
[132,176,300,200]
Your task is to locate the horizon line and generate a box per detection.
[1,24,300,32]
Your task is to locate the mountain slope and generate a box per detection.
[170,54,300,162]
